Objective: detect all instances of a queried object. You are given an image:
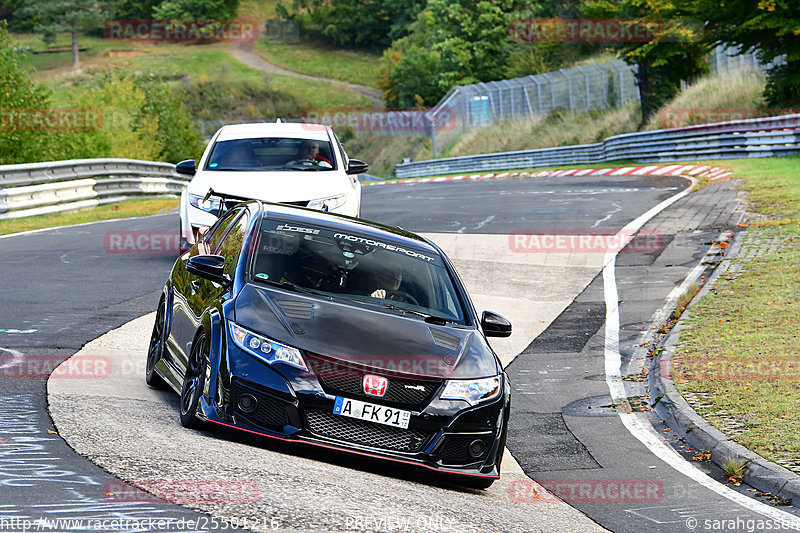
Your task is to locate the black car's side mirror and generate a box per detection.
[186,254,230,286]
[176,159,197,176]
[481,311,512,338]
[346,159,368,175]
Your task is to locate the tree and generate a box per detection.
[276,0,426,51]
[0,21,55,164]
[16,0,119,67]
[580,0,710,127]
[379,0,518,108]
[152,0,239,20]
[692,0,800,108]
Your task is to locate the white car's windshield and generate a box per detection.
[252,218,468,325]
[206,137,337,171]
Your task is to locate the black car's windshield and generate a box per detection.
[205,137,336,171]
[252,219,468,325]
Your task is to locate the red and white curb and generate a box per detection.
[364,164,732,186]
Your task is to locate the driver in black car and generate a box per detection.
[369,263,403,300]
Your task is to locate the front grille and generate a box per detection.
[232,381,290,430]
[305,408,430,453]
[438,435,490,464]
[280,200,309,208]
[308,356,443,410]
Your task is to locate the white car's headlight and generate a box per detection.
[307,194,346,212]
[228,322,307,371]
[188,193,221,214]
[441,376,501,406]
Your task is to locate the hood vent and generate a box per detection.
[275,300,313,319]
[429,328,461,351]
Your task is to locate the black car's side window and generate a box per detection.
[217,211,251,277]
[200,208,243,255]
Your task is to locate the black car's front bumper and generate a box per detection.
[198,345,509,480]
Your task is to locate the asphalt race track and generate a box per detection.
[3,174,800,532]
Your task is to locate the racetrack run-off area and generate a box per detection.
[4,173,800,532]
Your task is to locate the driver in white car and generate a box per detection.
[293,140,332,167]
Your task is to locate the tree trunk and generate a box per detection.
[72,32,79,68]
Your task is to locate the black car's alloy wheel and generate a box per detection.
[180,331,207,429]
[145,298,169,389]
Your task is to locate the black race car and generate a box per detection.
[146,201,512,488]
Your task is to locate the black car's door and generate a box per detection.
[171,207,248,376]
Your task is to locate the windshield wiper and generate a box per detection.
[253,277,319,295]
[373,302,456,325]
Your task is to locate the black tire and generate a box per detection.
[179,331,208,429]
[145,298,170,390]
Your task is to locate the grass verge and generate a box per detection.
[672,155,800,473]
[0,197,179,236]
[255,38,381,89]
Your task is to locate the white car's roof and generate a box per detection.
[215,122,332,142]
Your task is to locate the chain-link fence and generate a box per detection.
[428,60,639,155]
[707,44,781,76]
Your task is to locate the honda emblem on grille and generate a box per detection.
[363,375,387,397]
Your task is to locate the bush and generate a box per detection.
[0,21,55,165]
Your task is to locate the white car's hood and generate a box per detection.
[187,170,350,203]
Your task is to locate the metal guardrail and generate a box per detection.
[0,159,185,219]
[395,113,800,178]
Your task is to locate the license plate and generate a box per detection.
[333,397,411,429]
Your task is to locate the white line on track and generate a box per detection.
[601,178,800,525]
[0,347,24,370]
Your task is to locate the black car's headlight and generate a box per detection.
[228,321,307,371]
[188,193,221,214]
[440,376,501,406]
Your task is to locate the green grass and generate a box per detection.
[439,104,642,160]
[255,38,382,89]
[672,155,800,471]
[237,0,280,19]
[13,34,371,115]
[644,71,766,130]
[13,34,149,73]
[269,73,373,110]
[0,197,179,236]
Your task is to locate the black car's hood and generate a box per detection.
[233,283,500,379]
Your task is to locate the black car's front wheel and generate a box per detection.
[145,298,169,390]
[180,331,208,429]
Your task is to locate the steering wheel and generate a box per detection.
[284,158,318,166]
[385,290,419,306]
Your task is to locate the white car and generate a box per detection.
[176,121,366,251]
